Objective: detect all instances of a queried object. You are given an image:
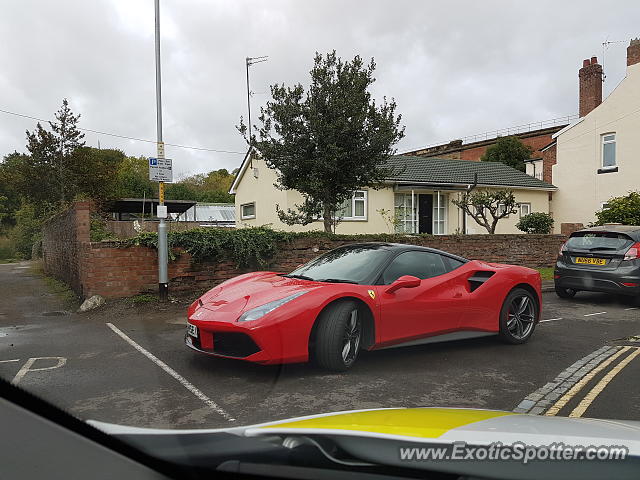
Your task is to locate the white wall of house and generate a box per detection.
[552,62,640,232]
[234,155,551,234]
[463,189,551,234]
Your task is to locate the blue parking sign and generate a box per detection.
[149,158,158,166]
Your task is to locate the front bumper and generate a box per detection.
[185,311,314,365]
[555,260,640,296]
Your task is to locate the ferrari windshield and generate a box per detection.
[287,244,390,284]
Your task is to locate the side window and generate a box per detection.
[444,256,465,271]
[518,203,531,218]
[601,133,616,168]
[240,202,256,220]
[382,251,448,285]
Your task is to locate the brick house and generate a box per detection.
[551,39,640,233]
[401,122,571,185]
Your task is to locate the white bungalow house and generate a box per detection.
[229,149,556,235]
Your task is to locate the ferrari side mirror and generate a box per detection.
[385,275,421,294]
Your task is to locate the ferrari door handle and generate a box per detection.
[454,292,463,298]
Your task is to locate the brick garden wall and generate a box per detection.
[79,234,566,299]
[42,203,566,299]
[42,201,91,294]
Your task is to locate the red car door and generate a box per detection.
[375,251,467,346]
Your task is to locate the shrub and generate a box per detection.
[593,191,640,226]
[90,214,117,242]
[516,212,554,234]
[0,235,16,261]
[123,226,437,268]
[9,204,43,259]
[125,226,295,268]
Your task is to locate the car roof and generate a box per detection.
[575,225,640,240]
[334,242,469,262]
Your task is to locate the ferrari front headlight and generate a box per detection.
[237,291,307,322]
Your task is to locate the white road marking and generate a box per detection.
[0,359,21,363]
[624,307,638,311]
[583,312,607,317]
[539,318,563,323]
[106,323,235,422]
[12,357,67,385]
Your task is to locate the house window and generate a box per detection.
[601,202,610,210]
[602,133,616,168]
[394,193,417,233]
[497,203,509,217]
[518,203,531,218]
[337,191,367,220]
[240,202,256,220]
[433,193,448,235]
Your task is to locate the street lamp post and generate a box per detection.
[155,0,168,301]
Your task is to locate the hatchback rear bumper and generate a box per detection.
[555,261,640,296]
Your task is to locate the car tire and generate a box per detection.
[314,300,362,372]
[499,288,539,345]
[555,286,577,298]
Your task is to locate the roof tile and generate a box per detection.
[385,156,556,189]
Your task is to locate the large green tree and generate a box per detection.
[241,51,404,232]
[114,156,156,199]
[25,98,86,205]
[69,147,126,206]
[481,136,532,172]
[0,152,25,229]
[114,158,235,203]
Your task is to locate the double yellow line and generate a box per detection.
[545,346,640,418]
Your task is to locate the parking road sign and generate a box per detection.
[149,157,173,182]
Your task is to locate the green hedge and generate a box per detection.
[122,226,434,267]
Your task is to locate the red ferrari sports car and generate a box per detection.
[185,243,542,371]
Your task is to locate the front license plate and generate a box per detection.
[575,257,607,265]
[187,323,199,338]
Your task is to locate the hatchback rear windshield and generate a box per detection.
[566,232,634,251]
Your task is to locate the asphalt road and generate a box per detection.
[1,261,639,429]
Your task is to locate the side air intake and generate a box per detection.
[468,271,495,292]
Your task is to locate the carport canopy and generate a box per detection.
[105,198,196,219]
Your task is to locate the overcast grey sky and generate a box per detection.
[1,0,639,178]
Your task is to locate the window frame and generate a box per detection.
[337,190,368,221]
[497,203,510,218]
[394,193,417,233]
[240,202,256,220]
[432,192,448,235]
[601,133,617,169]
[518,203,531,218]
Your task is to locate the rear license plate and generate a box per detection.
[575,257,606,265]
[187,323,198,338]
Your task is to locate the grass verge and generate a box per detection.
[127,293,159,304]
[537,267,554,281]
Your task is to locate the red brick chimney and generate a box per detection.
[578,56,603,117]
[628,38,640,67]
